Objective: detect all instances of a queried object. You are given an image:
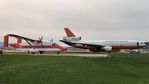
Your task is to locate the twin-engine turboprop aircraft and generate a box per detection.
[60,28,146,53]
[4,34,66,54]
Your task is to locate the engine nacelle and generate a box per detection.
[102,46,112,51]
[63,36,81,41]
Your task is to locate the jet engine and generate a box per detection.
[102,46,112,51]
[63,36,81,41]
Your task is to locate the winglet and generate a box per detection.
[64,28,75,37]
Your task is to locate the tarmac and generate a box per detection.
[31,53,108,57]
[3,50,109,57]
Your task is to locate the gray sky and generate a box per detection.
[0,0,149,44]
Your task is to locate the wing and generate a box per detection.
[60,40,105,49]
[76,42,104,48]
[60,40,114,52]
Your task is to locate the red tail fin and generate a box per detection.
[64,28,75,37]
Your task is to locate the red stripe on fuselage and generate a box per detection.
[75,45,143,52]
[11,45,67,51]
[74,45,143,50]
[112,46,144,49]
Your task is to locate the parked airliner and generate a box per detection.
[60,28,146,53]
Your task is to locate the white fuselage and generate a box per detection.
[63,39,146,52]
[72,40,145,47]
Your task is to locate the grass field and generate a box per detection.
[0,53,149,84]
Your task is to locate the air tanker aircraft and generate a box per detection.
[60,28,146,53]
[4,34,66,54]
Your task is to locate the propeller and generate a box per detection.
[39,36,43,46]
[50,38,56,45]
[39,36,43,41]
[50,38,53,42]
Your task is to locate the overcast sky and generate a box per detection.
[0,0,149,44]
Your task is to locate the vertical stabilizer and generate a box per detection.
[64,28,75,37]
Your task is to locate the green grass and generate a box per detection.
[0,54,149,84]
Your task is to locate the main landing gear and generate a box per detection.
[107,51,111,57]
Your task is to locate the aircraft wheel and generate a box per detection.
[137,51,140,54]
[57,52,60,54]
[39,51,44,54]
[0,50,3,55]
[107,51,111,57]
[31,52,35,54]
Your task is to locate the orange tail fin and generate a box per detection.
[64,28,75,37]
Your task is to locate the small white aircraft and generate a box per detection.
[60,28,146,53]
